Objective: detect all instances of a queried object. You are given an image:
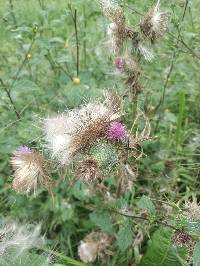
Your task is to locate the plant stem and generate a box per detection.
[0,78,20,119]
[8,0,17,28]
[112,209,177,230]
[69,4,80,77]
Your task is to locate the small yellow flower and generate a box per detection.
[27,53,32,59]
[73,77,81,85]
[64,42,69,48]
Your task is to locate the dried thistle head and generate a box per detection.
[172,229,194,263]
[78,231,113,264]
[114,56,142,98]
[140,1,169,43]
[100,1,127,53]
[44,96,122,165]
[122,109,151,160]
[184,198,200,221]
[77,158,99,183]
[10,146,50,194]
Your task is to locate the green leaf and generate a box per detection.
[137,196,156,216]
[89,210,113,233]
[193,241,200,266]
[139,227,187,266]
[185,220,200,235]
[4,252,47,266]
[117,220,133,252]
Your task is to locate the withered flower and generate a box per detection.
[78,231,113,264]
[44,96,122,165]
[140,1,168,43]
[10,146,50,194]
[100,0,127,53]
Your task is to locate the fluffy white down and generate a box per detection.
[44,102,115,165]
[0,220,45,263]
[78,241,98,263]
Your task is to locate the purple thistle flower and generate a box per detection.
[16,145,32,155]
[107,121,126,141]
[114,57,125,71]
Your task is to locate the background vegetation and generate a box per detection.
[0,0,200,265]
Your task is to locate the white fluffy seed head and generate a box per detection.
[140,1,168,42]
[78,231,113,264]
[78,241,98,263]
[11,147,50,194]
[0,220,45,265]
[43,99,122,165]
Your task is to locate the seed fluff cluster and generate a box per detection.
[100,0,169,98]
[78,231,113,264]
[42,91,150,183]
[0,219,52,265]
[10,146,50,194]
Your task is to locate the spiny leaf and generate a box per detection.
[193,241,200,266]
[139,227,187,266]
[89,210,113,233]
[137,195,156,216]
[117,220,133,252]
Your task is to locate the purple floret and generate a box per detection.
[115,57,125,71]
[17,145,32,154]
[107,122,126,141]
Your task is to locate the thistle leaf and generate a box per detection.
[193,241,200,266]
[137,195,156,216]
[139,227,187,266]
[89,210,113,233]
[117,220,133,252]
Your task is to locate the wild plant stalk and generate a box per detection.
[8,0,17,28]
[0,78,20,119]
[69,4,80,78]
[153,0,190,133]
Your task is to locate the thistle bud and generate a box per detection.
[89,142,118,171]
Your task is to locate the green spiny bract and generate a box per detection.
[89,141,118,171]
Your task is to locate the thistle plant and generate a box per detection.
[100,0,169,99]
[6,1,200,266]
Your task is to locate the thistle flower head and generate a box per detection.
[11,146,50,194]
[119,57,142,98]
[78,240,98,263]
[184,198,200,221]
[140,1,168,42]
[101,0,127,54]
[44,97,122,165]
[78,231,113,264]
[172,230,194,249]
[107,121,126,141]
